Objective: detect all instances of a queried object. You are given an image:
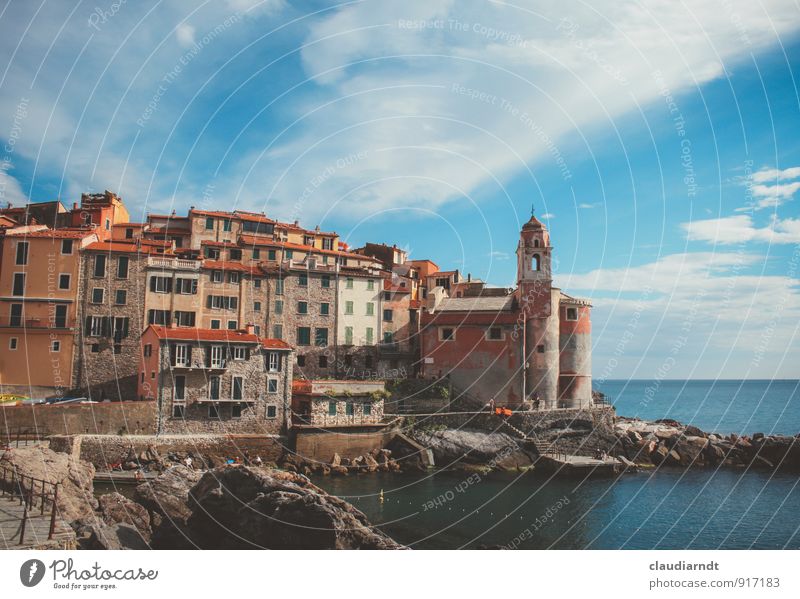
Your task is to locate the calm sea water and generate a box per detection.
[596,379,800,435]
[314,380,800,549]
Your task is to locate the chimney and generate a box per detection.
[293,220,299,227]
[468,273,472,282]
[73,202,78,210]
[245,323,255,335]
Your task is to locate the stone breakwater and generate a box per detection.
[612,417,800,470]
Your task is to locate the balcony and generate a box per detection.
[378,341,410,355]
[3,317,74,329]
[147,256,200,271]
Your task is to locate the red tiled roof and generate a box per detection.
[262,338,292,350]
[148,214,190,221]
[409,299,422,309]
[239,234,381,262]
[85,241,166,254]
[202,260,261,274]
[384,279,411,292]
[6,228,95,239]
[146,325,292,349]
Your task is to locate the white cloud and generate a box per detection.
[540,212,555,219]
[176,23,196,47]
[0,169,29,206]
[488,250,510,260]
[682,214,800,244]
[738,166,800,210]
[751,166,800,183]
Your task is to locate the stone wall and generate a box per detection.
[293,427,394,462]
[0,401,157,437]
[51,433,286,468]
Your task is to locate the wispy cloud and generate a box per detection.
[682,214,800,244]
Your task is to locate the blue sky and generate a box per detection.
[1,0,799,379]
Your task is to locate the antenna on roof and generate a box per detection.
[530,203,535,216]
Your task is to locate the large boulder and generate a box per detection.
[749,436,800,470]
[75,521,149,550]
[1,446,96,522]
[98,492,152,541]
[134,465,203,548]
[186,466,404,549]
[412,429,533,470]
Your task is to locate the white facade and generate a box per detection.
[337,274,382,346]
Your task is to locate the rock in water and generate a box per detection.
[98,492,152,541]
[1,446,96,523]
[412,429,533,470]
[134,465,203,548]
[187,466,404,549]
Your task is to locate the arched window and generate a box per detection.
[534,239,540,248]
[532,254,540,271]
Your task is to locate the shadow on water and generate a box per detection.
[313,468,800,550]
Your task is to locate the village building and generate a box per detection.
[419,214,592,409]
[139,325,293,434]
[291,379,386,427]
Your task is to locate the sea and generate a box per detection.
[313,379,800,550]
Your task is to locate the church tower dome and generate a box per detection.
[517,209,552,283]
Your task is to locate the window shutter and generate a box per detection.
[245,347,251,361]
[85,316,92,332]
[277,353,282,372]
[191,279,198,294]
[166,278,173,293]
[169,344,176,366]
[230,297,238,310]
[150,277,156,292]
[205,347,211,368]
[207,295,213,309]
[122,317,130,338]
[101,317,111,337]
[187,345,193,365]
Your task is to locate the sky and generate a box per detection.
[0,0,798,380]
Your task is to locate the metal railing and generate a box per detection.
[0,461,60,545]
[1,428,46,448]
[147,256,200,270]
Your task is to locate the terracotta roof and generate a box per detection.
[148,214,190,221]
[435,296,516,312]
[6,228,95,239]
[0,215,18,227]
[384,279,411,292]
[234,212,276,225]
[409,299,422,309]
[262,338,292,350]
[85,241,166,254]
[239,234,381,262]
[147,326,260,343]
[202,260,261,274]
[115,222,146,228]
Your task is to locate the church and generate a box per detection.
[419,213,592,409]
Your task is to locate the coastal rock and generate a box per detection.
[98,492,152,541]
[331,453,342,467]
[412,429,533,471]
[1,446,96,523]
[134,465,203,548]
[187,466,404,549]
[75,522,149,550]
[750,436,800,470]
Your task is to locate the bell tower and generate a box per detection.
[516,208,552,300]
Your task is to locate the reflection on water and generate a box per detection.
[314,469,800,549]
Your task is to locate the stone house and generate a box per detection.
[291,379,386,427]
[139,325,293,434]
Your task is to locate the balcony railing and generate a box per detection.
[147,256,200,270]
[3,318,74,329]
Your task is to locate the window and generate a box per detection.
[172,344,190,367]
[174,375,186,400]
[174,311,196,327]
[54,305,67,328]
[366,302,374,316]
[297,327,311,345]
[233,346,247,360]
[328,401,337,416]
[297,355,306,367]
[173,405,185,418]
[275,279,284,295]
[227,320,237,330]
[267,249,276,261]
[15,241,28,265]
[299,273,308,287]
[175,278,198,294]
[105,218,111,231]
[61,239,73,255]
[253,249,260,260]
[383,309,393,322]
[366,327,373,344]
[273,324,283,339]
[319,355,328,367]
[230,248,241,260]
[364,403,372,416]
[88,315,104,337]
[285,250,293,260]
[9,303,23,327]
[346,277,353,289]
[537,344,545,353]
[208,404,219,418]
[275,300,283,315]
[205,247,220,259]
[367,279,374,290]
[346,402,354,416]
[210,319,221,330]
[210,346,225,368]
[268,352,281,372]
[223,219,232,232]
[59,274,71,290]
[91,288,104,304]
[125,228,134,239]
[254,301,261,312]
[267,378,278,394]
[94,255,106,277]
[117,256,129,279]
[232,403,243,418]
[91,344,100,353]
[143,344,152,357]
[304,235,314,246]
[147,310,170,325]
[228,272,240,284]
[297,301,308,314]
[383,332,394,344]
[12,273,24,296]
[150,276,172,293]
[254,325,261,336]
[345,301,354,315]
[322,238,333,250]
[487,326,504,340]
[566,307,578,321]
[205,217,214,230]
[207,295,237,310]
[9,337,18,350]
[440,327,455,341]
[254,278,262,288]
[211,270,223,283]
[321,275,331,288]
[320,302,329,316]
[384,291,391,301]
[345,326,353,345]
[532,254,541,271]
[232,376,244,400]
[209,376,221,400]
[266,405,277,418]
[315,328,329,347]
